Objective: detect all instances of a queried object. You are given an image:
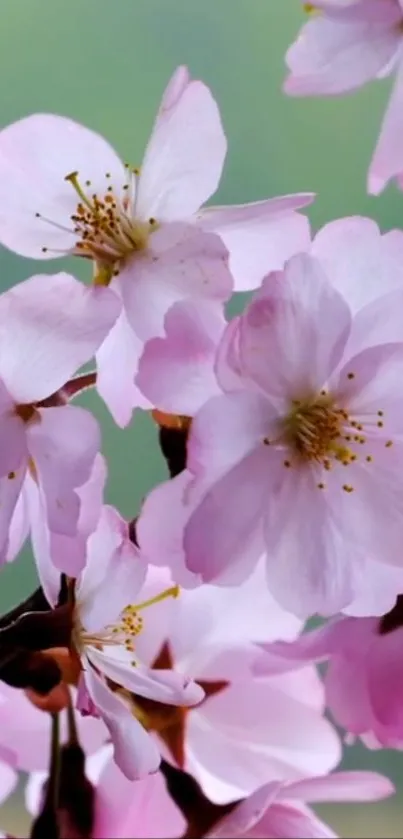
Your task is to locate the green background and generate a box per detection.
[0,0,402,835]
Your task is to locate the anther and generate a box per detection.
[283,460,291,468]
[342,484,354,493]
[347,372,355,380]
[385,440,393,448]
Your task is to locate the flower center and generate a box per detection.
[36,167,159,281]
[262,374,394,493]
[282,393,352,465]
[77,585,179,658]
[65,170,156,267]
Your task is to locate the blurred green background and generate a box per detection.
[0,0,402,835]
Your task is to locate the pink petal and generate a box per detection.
[286,770,394,803]
[284,10,401,96]
[332,342,403,428]
[312,217,403,315]
[136,300,225,414]
[239,254,351,402]
[184,446,276,584]
[94,760,185,839]
[27,453,106,598]
[84,665,161,780]
[0,113,127,259]
[197,195,313,291]
[0,468,26,564]
[78,505,147,633]
[207,784,280,838]
[86,646,204,707]
[187,390,277,478]
[136,471,202,588]
[0,387,27,477]
[369,59,403,193]
[255,801,337,839]
[136,71,226,220]
[120,224,232,342]
[27,404,100,538]
[367,629,403,737]
[0,273,120,403]
[264,467,360,618]
[188,668,340,803]
[96,305,149,428]
[346,287,403,358]
[6,482,29,563]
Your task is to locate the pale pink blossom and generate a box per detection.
[284,1,403,193]
[208,771,394,838]
[0,272,118,572]
[0,67,312,425]
[179,253,403,618]
[260,600,403,750]
[66,506,204,780]
[125,564,340,804]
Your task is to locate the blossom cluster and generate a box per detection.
[0,5,402,834]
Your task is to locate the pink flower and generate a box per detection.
[208,771,394,838]
[127,564,340,804]
[0,272,119,572]
[0,67,312,425]
[180,253,403,618]
[261,597,403,750]
[284,1,403,193]
[69,506,204,780]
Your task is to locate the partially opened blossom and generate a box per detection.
[180,253,403,618]
[260,595,403,750]
[0,272,119,571]
[122,563,340,804]
[284,1,403,193]
[208,771,394,839]
[57,505,204,780]
[0,67,312,424]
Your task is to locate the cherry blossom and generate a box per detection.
[122,564,340,804]
[208,771,394,839]
[0,67,312,425]
[284,1,403,193]
[0,272,119,572]
[59,505,205,780]
[180,253,403,618]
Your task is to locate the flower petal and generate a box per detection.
[369,60,403,194]
[0,273,120,403]
[136,300,225,415]
[264,467,360,618]
[27,405,100,538]
[87,646,204,707]
[136,69,226,220]
[197,195,313,291]
[84,665,161,780]
[286,770,394,803]
[78,506,147,633]
[184,446,274,584]
[0,114,127,259]
[284,10,401,96]
[120,224,232,342]
[239,254,351,401]
[312,217,403,315]
[96,304,149,428]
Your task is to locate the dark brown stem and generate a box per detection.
[61,371,97,400]
[160,760,236,838]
